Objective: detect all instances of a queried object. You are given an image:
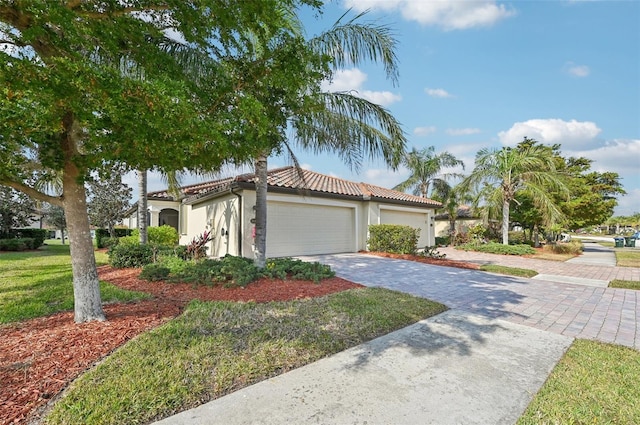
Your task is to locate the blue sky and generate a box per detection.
[136,0,639,216]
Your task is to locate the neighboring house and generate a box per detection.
[126,166,441,258]
[434,205,482,238]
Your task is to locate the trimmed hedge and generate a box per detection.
[368,224,419,254]
[108,244,154,268]
[96,228,133,249]
[0,238,36,251]
[0,228,47,248]
[119,226,179,247]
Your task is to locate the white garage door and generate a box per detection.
[267,202,355,257]
[380,209,429,248]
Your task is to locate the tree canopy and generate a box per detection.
[393,146,464,198]
[461,138,569,245]
[0,0,321,322]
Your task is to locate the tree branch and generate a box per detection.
[0,180,63,206]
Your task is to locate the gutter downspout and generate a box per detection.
[230,185,242,257]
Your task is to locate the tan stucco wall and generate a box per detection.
[434,218,483,238]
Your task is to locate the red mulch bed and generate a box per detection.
[0,266,362,425]
[366,251,481,270]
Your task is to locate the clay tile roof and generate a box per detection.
[360,182,441,207]
[171,166,441,208]
[147,177,235,200]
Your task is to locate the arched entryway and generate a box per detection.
[159,208,179,231]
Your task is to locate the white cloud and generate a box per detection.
[360,90,403,105]
[425,88,453,98]
[322,68,402,107]
[564,62,590,77]
[615,188,640,216]
[446,128,481,136]
[566,138,640,179]
[321,68,367,92]
[498,118,602,149]
[413,126,437,136]
[342,0,516,30]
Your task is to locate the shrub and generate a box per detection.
[218,255,259,287]
[420,246,446,259]
[457,242,536,256]
[11,229,47,248]
[123,226,179,247]
[435,236,450,246]
[108,243,154,268]
[0,238,28,251]
[186,230,213,260]
[147,225,179,246]
[167,256,336,287]
[544,240,583,255]
[263,257,334,283]
[139,264,171,281]
[154,245,188,260]
[508,231,526,245]
[468,223,487,242]
[95,228,133,248]
[171,259,222,286]
[157,255,190,274]
[452,232,471,246]
[368,224,419,254]
[101,237,120,249]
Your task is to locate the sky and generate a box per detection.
[131,0,640,216]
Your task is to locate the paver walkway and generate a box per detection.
[438,243,640,283]
[305,253,640,350]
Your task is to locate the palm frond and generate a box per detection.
[309,12,399,84]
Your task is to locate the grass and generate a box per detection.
[479,264,538,278]
[529,251,576,262]
[45,288,447,425]
[609,279,640,290]
[614,249,640,268]
[518,339,640,424]
[0,242,148,324]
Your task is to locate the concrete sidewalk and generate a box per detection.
[154,310,571,425]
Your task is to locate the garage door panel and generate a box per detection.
[380,210,429,248]
[267,202,355,257]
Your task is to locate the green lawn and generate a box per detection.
[479,264,538,278]
[614,248,640,268]
[0,243,148,324]
[46,289,447,425]
[609,279,640,290]
[519,339,640,424]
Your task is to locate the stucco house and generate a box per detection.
[126,166,441,258]
[434,205,483,238]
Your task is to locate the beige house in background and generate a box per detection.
[434,205,482,238]
[126,167,441,258]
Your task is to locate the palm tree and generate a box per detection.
[435,184,473,244]
[249,13,407,268]
[393,146,464,198]
[461,140,568,245]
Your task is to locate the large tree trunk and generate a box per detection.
[138,169,148,244]
[502,199,510,245]
[253,154,268,268]
[62,114,105,323]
